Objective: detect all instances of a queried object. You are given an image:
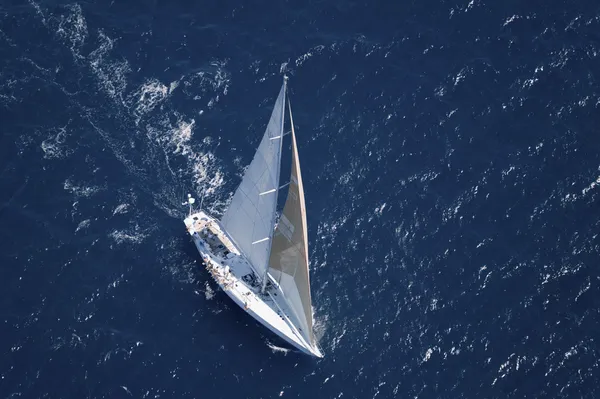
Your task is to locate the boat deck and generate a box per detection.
[184,211,321,357]
[186,215,239,257]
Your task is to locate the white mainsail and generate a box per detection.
[267,98,315,346]
[220,82,286,277]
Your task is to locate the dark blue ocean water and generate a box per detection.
[2,1,600,398]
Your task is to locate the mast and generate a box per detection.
[261,75,288,293]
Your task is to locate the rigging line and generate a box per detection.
[260,182,289,196]
[270,131,290,140]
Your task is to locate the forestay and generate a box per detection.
[268,99,315,346]
[220,82,286,277]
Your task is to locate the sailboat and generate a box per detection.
[183,76,323,358]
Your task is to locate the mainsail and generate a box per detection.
[268,98,315,345]
[220,82,286,277]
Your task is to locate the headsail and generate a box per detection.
[268,98,315,346]
[220,81,286,277]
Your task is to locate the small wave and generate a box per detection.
[88,30,131,101]
[503,15,521,27]
[28,0,47,26]
[581,173,600,197]
[421,346,440,363]
[55,4,88,58]
[109,225,148,244]
[50,332,85,351]
[129,78,176,124]
[112,203,130,215]
[144,110,227,216]
[41,125,71,159]
[172,118,195,156]
[295,45,326,67]
[183,64,230,111]
[204,282,215,300]
[329,322,345,352]
[266,341,291,355]
[75,219,90,233]
[64,179,103,198]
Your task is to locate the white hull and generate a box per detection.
[184,211,323,358]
